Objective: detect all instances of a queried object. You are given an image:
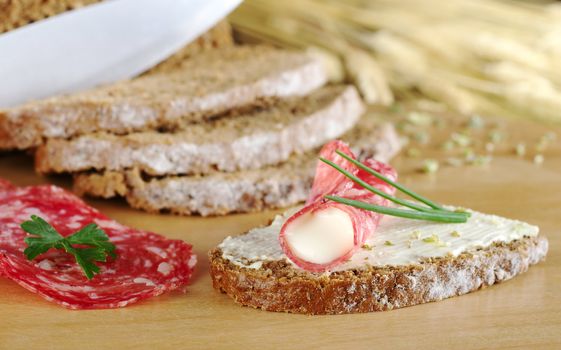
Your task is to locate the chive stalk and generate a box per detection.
[326,196,468,223]
[319,150,470,223]
[335,150,445,210]
[320,157,452,214]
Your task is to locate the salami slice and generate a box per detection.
[307,140,356,204]
[0,181,196,309]
[0,178,15,192]
[279,141,397,272]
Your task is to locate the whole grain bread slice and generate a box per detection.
[72,118,401,216]
[209,236,548,315]
[36,85,363,175]
[0,45,327,150]
[209,211,549,314]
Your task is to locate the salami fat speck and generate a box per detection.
[0,181,196,309]
[279,140,397,272]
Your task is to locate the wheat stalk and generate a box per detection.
[230,0,561,123]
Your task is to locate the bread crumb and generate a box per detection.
[469,155,492,166]
[406,148,421,158]
[421,159,439,173]
[451,132,471,147]
[441,140,455,151]
[533,154,544,165]
[407,111,433,126]
[515,143,526,156]
[467,115,484,129]
[446,157,464,167]
[543,131,557,142]
[413,132,430,145]
[536,138,550,152]
[489,130,504,144]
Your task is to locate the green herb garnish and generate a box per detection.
[320,157,439,213]
[333,150,445,210]
[22,215,117,280]
[324,196,469,223]
[321,151,470,223]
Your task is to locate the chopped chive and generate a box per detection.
[325,196,469,223]
[421,159,439,173]
[335,150,445,211]
[319,158,469,217]
[320,157,451,214]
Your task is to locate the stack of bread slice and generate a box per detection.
[0,21,401,216]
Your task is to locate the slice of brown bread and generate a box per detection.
[35,85,363,175]
[209,210,549,315]
[72,118,401,216]
[0,45,327,150]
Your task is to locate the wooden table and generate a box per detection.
[1,111,560,349]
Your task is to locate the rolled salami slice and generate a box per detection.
[279,141,396,272]
[0,181,196,309]
[307,140,356,204]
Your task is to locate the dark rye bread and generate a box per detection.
[35,85,363,175]
[72,119,401,216]
[209,235,548,315]
[0,45,326,150]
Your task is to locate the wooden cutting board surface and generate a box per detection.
[0,110,560,349]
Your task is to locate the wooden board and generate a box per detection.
[1,111,560,349]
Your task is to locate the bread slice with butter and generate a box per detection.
[72,118,401,216]
[0,45,326,150]
[209,208,548,314]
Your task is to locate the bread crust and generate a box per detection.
[209,235,548,315]
[72,121,401,216]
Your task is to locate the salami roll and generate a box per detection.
[0,181,196,309]
[279,141,397,272]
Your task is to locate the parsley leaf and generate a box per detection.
[22,216,64,260]
[66,223,117,259]
[21,215,117,280]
